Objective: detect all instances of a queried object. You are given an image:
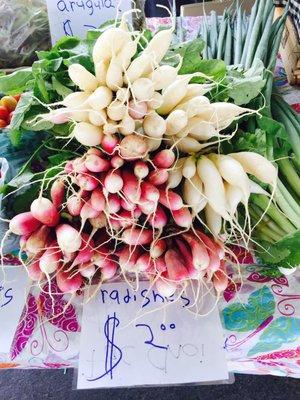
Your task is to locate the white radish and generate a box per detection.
[167,158,185,189]
[56,224,82,253]
[145,136,162,152]
[73,122,103,146]
[175,136,203,153]
[63,91,89,108]
[143,112,166,138]
[88,86,113,110]
[119,114,135,136]
[89,110,106,126]
[175,95,210,118]
[115,40,137,69]
[124,53,153,84]
[107,100,126,121]
[106,59,123,91]
[150,65,178,91]
[197,156,229,220]
[147,92,163,110]
[183,83,215,100]
[143,28,173,66]
[95,60,108,85]
[205,204,222,236]
[183,174,207,214]
[186,118,218,141]
[165,110,188,136]
[131,78,154,102]
[158,77,190,115]
[229,152,277,186]
[68,64,98,92]
[224,182,243,215]
[92,28,131,64]
[119,135,148,159]
[249,179,269,195]
[128,100,148,120]
[182,156,196,179]
[116,88,129,103]
[103,120,118,135]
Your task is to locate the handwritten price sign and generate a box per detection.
[77,282,228,388]
[46,0,132,44]
[0,267,28,354]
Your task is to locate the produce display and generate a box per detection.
[0,0,299,308]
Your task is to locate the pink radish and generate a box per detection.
[165,250,189,281]
[213,263,228,293]
[158,189,183,211]
[56,270,83,293]
[111,155,124,169]
[134,161,149,179]
[153,149,175,169]
[80,201,100,221]
[172,208,192,228]
[39,242,62,274]
[121,197,136,211]
[71,246,94,268]
[182,233,210,270]
[149,206,167,229]
[28,260,44,281]
[73,158,88,173]
[26,225,50,254]
[148,169,169,186]
[136,253,154,272]
[120,135,148,160]
[64,161,74,173]
[109,216,122,230]
[87,148,102,156]
[106,194,121,213]
[119,246,141,271]
[50,179,65,208]
[154,256,167,273]
[122,170,141,203]
[104,171,124,193]
[174,238,197,278]
[128,100,147,119]
[141,182,160,202]
[101,259,118,280]
[139,198,157,215]
[195,230,222,272]
[78,262,96,278]
[121,228,153,245]
[90,189,105,212]
[56,224,82,253]
[85,154,110,172]
[30,198,60,227]
[101,134,119,154]
[156,278,177,297]
[118,210,135,228]
[150,239,166,258]
[90,212,107,229]
[9,212,41,236]
[67,195,83,216]
[77,174,99,191]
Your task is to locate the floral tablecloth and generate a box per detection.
[0,18,299,378]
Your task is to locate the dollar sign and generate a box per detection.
[88,312,123,382]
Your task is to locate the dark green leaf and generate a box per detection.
[52,77,73,97]
[9,92,34,132]
[53,36,81,50]
[9,129,22,147]
[0,69,33,95]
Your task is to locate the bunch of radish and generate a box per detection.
[116,229,228,297]
[167,152,277,237]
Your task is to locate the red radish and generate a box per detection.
[64,161,74,173]
[119,135,148,160]
[104,171,124,193]
[136,253,154,272]
[120,197,136,211]
[67,195,83,216]
[90,212,107,229]
[30,198,60,227]
[156,278,177,297]
[111,155,124,169]
[158,189,183,211]
[73,158,88,173]
[85,154,110,172]
[63,251,76,263]
[109,216,122,230]
[128,100,147,119]
[50,179,65,208]
[141,182,159,202]
[174,238,197,278]
[148,169,169,186]
[122,171,141,203]
[101,134,119,154]
[39,243,62,274]
[118,210,135,228]
[153,149,175,168]
[80,201,100,221]
[56,224,82,253]
[134,161,149,179]
[165,250,189,281]
[172,208,192,228]
[106,194,121,213]
[28,260,44,281]
[90,189,105,212]
[9,212,41,236]
[150,239,166,258]
[134,208,142,219]
[56,270,83,293]
[92,250,110,267]
[87,148,102,156]
[154,256,167,273]
[79,262,96,278]
[195,231,221,273]
[71,246,93,268]
[118,246,141,271]
[121,228,153,245]
[148,206,167,229]
[182,233,210,270]
[139,198,157,215]
[213,263,228,293]
[77,174,99,191]
[101,259,118,280]
[26,226,50,254]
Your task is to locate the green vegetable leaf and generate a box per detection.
[52,77,73,97]
[9,130,22,147]
[0,69,33,95]
[9,92,34,133]
[234,129,267,155]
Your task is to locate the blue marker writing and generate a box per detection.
[0,287,13,308]
[135,323,168,350]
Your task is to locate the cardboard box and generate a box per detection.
[180,0,255,16]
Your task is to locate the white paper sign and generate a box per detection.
[77,282,228,389]
[46,0,132,44]
[0,267,28,353]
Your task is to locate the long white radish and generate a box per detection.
[106,59,123,91]
[143,28,173,65]
[147,92,163,110]
[175,136,203,153]
[150,65,178,91]
[183,174,207,214]
[92,28,131,64]
[206,103,250,130]
[124,53,153,84]
[63,91,89,108]
[157,77,190,115]
[182,156,196,179]
[131,78,154,102]
[175,95,210,118]
[88,86,113,110]
[211,154,250,202]
[165,110,188,136]
[89,110,106,126]
[68,64,98,92]
[197,156,229,220]
[205,204,222,236]
[119,114,135,136]
[167,158,185,188]
[73,122,103,146]
[229,152,277,186]
[249,179,269,195]
[107,100,126,121]
[145,136,162,152]
[183,83,215,100]
[95,60,108,85]
[143,112,166,138]
[186,118,218,141]
[115,40,137,69]
[224,182,243,216]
